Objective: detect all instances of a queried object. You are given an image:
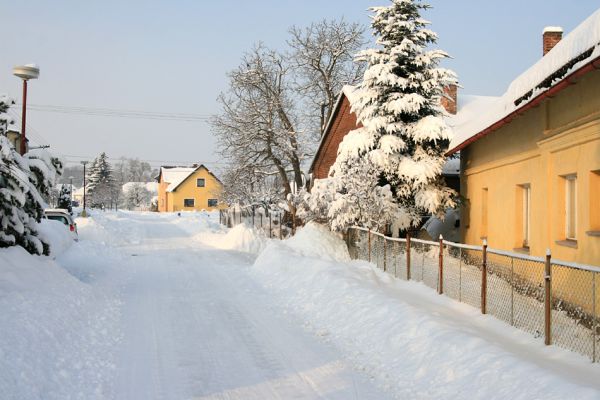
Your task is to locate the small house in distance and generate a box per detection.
[448,12,600,265]
[157,164,224,212]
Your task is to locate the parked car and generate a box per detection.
[44,209,79,241]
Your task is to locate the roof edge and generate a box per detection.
[446,54,600,155]
[308,90,349,174]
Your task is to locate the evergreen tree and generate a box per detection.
[311,0,458,231]
[0,95,61,255]
[57,184,73,214]
[87,152,116,209]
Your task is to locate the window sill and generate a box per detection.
[586,231,600,237]
[555,240,578,249]
[513,247,530,254]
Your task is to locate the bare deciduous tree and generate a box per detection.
[288,19,366,136]
[211,18,367,212]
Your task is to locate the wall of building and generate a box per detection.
[312,96,361,180]
[166,167,225,212]
[157,180,167,212]
[461,70,600,265]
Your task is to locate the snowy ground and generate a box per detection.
[1,211,599,399]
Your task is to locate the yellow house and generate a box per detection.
[448,15,600,266]
[157,165,225,212]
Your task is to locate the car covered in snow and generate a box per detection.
[43,209,78,241]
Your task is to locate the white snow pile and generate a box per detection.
[196,223,266,255]
[283,222,350,262]
[250,224,600,399]
[36,218,75,257]
[450,8,600,151]
[0,245,121,399]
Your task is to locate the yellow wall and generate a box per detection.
[158,167,225,213]
[461,70,600,266]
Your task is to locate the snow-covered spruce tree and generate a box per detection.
[57,184,72,213]
[0,95,61,255]
[87,152,116,209]
[312,0,458,232]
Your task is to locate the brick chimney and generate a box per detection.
[543,26,563,56]
[441,84,457,115]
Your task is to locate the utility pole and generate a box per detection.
[81,161,88,217]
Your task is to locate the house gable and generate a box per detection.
[168,166,224,211]
[310,93,361,181]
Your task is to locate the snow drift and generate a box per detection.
[250,223,600,399]
[0,244,121,399]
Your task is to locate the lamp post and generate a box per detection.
[80,161,88,217]
[12,64,40,155]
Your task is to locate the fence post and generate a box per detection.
[279,213,282,240]
[481,239,488,314]
[383,236,387,272]
[406,232,411,281]
[252,206,255,227]
[269,210,272,239]
[368,229,372,263]
[544,249,552,346]
[438,234,444,295]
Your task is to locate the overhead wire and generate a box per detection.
[16,103,212,122]
[6,109,51,147]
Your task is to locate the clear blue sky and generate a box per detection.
[1,0,598,170]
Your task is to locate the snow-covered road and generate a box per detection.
[3,211,600,400]
[72,212,391,400]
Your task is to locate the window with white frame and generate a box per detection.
[565,175,577,240]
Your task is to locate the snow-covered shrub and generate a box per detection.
[0,95,62,255]
[307,0,458,231]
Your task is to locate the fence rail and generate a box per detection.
[347,227,600,363]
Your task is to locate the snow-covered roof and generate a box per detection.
[309,84,483,176]
[160,167,197,192]
[448,8,600,153]
[159,165,222,192]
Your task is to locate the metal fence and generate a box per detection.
[219,206,289,239]
[347,227,600,363]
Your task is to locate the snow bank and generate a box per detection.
[36,218,74,257]
[251,236,600,399]
[196,223,266,255]
[0,245,121,399]
[284,222,350,262]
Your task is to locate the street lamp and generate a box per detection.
[80,161,88,217]
[12,64,40,155]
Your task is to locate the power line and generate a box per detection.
[7,108,51,147]
[58,153,234,167]
[17,103,213,122]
